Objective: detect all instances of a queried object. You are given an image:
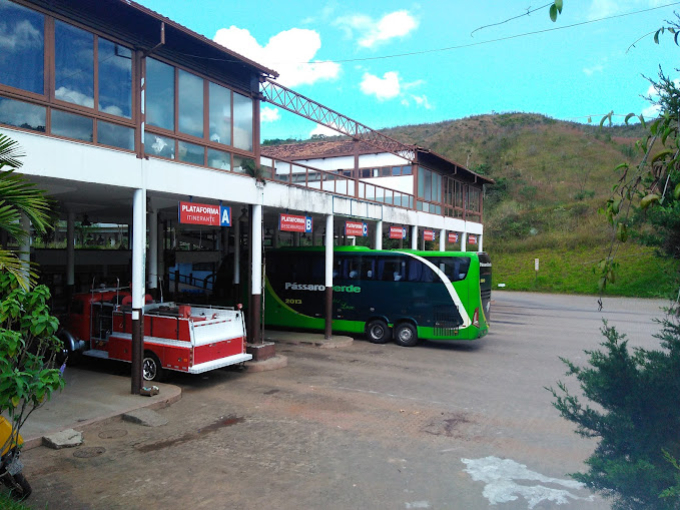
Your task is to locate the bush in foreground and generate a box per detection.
[548,316,680,509]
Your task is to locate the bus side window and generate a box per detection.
[378,258,404,281]
[407,260,435,282]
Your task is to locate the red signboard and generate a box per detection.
[279,214,312,233]
[423,230,436,241]
[448,232,459,243]
[468,234,478,245]
[179,202,221,226]
[389,226,406,239]
[345,221,367,237]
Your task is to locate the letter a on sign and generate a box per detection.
[220,206,231,227]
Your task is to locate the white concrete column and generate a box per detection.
[251,204,263,297]
[324,214,334,339]
[375,220,383,250]
[478,234,483,252]
[250,204,263,344]
[148,206,158,290]
[439,229,446,252]
[461,230,467,252]
[66,211,75,287]
[132,189,146,308]
[410,225,418,250]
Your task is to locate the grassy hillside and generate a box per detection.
[382,113,679,297]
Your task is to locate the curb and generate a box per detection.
[22,385,182,451]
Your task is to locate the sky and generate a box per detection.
[137,0,680,141]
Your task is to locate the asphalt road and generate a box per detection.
[22,291,670,510]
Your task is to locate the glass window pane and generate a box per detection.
[402,165,412,175]
[51,109,93,141]
[144,132,175,159]
[0,1,44,94]
[178,141,204,165]
[55,21,94,108]
[207,148,231,171]
[233,155,253,174]
[98,39,132,118]
[146,58,174,131]
[233,92,252,151]
[97,120,133,150]
[209,82,231,146]
[178,70,203,138]
[0,96,45,132]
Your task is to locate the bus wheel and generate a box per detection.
[393,322,418,347]
[143,352,166,382]
[366,319,390,344]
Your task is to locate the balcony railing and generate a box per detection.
[261,156,415,210]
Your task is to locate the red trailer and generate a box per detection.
[60,287,250,381]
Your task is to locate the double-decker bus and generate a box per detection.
[264,246,490,346]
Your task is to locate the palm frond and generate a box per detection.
[0,170,53,234]
[0,249,37,290]
[0,133,25,169]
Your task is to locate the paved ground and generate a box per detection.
[19,291,669,510]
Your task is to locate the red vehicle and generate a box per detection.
[60,287,251,381]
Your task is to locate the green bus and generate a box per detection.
[264,246,490,346]
[395,249,492,340]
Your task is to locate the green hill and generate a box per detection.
[381,113,677,298]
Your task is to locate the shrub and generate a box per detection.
[548,316,680,509]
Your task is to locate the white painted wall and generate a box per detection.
[4,127,483,237]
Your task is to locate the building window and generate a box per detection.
[233,92,252,152]
[0,0,44,95]
[55,21,94,108]
[51,109,93,142]
[178,140,204,165]
[207,148,231,171]
[178,69,203,138]
[145,132,174,160]
[209,82,231,146]
[98,120,133,150]
[146,58,175,131]
[0,96,45,132]
[98,39,132,118]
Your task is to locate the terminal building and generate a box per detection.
[0,0,492,380]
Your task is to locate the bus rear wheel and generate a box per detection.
[393,322,418,347]
[366,319,390,344]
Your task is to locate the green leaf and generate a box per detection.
[654,29,661,44]
[625,113,635,125]
[555,0,563,13]
[673,183,680,201]
[652,149,673,164]
[616,222,628,242]
[550,4,557,22]
[640,193,660,209]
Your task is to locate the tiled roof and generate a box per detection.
[261,140,383,160]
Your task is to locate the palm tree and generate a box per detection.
[0,133,53,289]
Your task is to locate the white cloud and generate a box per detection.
[583,64,604,76]
[335,10,418,49]
[588,0,666,20]
[261,106,281,123]
[360,71,401,100]
[412,95,432,109]
[310,123,341,137]
[213,26,340,87]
